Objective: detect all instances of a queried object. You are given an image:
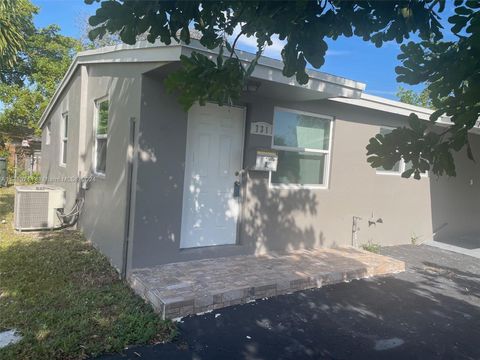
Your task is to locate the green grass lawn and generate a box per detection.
[0,186,175,360]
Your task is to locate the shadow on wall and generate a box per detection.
[40,69,140,270]
[429,135,480,250]
[243,172,332,255]
[79,74,138,269]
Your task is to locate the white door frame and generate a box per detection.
[180,103,246,249]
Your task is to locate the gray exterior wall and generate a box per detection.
[41,70,82,212]
[430,136,480,244]
[240,99,434,253]
[41,62,161,271]
[42,60,480,271]
[130,74,480,268]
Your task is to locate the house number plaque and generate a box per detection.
[250,122,272,136]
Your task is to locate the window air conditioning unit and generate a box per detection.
[14,185,66,231]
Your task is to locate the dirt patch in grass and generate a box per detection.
[0,187,175,360]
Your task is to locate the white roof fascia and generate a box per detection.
[330,93,435,121]
[180,42,366,92]
[38,45,184,128]
[180,45,365,99]
[73,42,480,135]
[78,39,367,91]
[38,41,366,128]
[330,93,480,135]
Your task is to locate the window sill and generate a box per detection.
[376,171,428,178]
[376,170,401,176]
[269,183,329,190]
[93,172,106,179]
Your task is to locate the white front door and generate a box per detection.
[180,103,245,248]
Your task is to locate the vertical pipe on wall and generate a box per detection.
[121,117,137,279]
[352,216,362,248]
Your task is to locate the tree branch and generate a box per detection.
[230,29,244,59]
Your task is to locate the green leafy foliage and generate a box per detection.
[86,0,445,108]
[164,47,259,110]
[367,114,440,179]
[368,0,480,178]
[397,86,433,109]
[77,13,122,50]
[0,25,81,137]
[361,241,381,254]
[16,170,40,184]
[0,0,36,73]
[0,84,46,135]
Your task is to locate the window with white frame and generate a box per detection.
[60,113,68,165]
[376,127,427,176]
[94,98,109,175]
[270,108,333,187]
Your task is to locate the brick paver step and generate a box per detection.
[128,247,405,319]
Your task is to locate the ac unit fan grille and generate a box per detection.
[16,192,49,229]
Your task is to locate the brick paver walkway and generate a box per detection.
[128,247,405,319]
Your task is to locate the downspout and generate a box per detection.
[121,117,137,279]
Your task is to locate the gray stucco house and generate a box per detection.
[39,40,480,275]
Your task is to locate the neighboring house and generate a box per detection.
[39,40,480,274]
[6,137,42,177]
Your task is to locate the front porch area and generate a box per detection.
[128,247,405,319]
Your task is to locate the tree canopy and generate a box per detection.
[367,0,480,179]
[396,87,432,109]
[0,16,81,138]
[0,0,37,80]
[85,0,477,178]
[77,13,121,50]
[86,1,444,107]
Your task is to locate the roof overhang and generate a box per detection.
[330,93,480,135]
[38,40,366,128]
[180,45,365,102]
[330,93,436,121]
[38,44,184,128]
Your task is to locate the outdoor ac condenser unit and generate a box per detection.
[14,185,66,231]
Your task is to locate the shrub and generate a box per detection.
[361,241,381,254]
[17,170,41,185]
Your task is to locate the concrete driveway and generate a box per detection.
[97,245,480,360]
